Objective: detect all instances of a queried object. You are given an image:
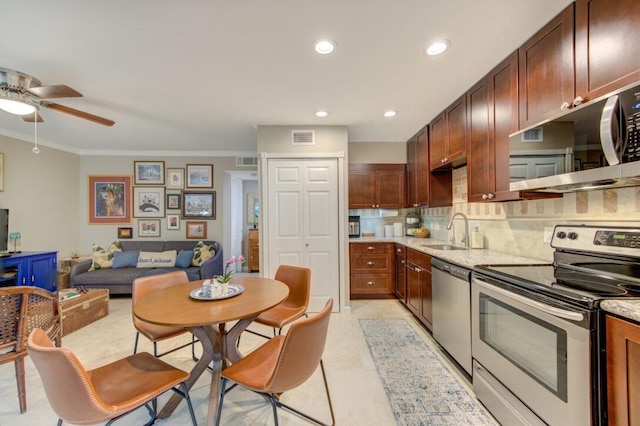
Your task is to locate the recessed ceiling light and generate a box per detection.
[384,110,397,118]
[426,39,451,56]
[315,110,329,117]
[314,39,336,55]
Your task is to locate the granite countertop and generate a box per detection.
[350,236,548,269]
[601,300,640,324]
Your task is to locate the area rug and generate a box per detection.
[359,318,495,425]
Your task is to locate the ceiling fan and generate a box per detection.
[0,67,114,126]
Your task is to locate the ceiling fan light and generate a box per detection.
[0,92,36,115]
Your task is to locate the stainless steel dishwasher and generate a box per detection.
[431,257,472,375]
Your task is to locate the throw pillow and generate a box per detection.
[192,241,217,266]
[137,250,177,268]
[111,250,140,269]
[175,250,194,268]
[89,241,122,271]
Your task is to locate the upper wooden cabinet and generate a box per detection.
[467,51,523,202]
[407,126,452,207]
[575,0,640,101]
[348,164,406,209]
[518,4,575,129]
[429,94,468,170]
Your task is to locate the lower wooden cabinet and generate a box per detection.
[349,242,395,298]
[606,314,640,425]
[248,228,259,272]
[394,244,406,302]
[405,248,432,331]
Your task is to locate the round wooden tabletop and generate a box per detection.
[133,276,289,328]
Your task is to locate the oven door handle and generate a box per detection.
[477,278,585,322]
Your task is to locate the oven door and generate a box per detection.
[471,273,593,426]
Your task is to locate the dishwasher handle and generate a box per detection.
[431,258,471,281]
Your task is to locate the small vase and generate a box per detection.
[220,282,230,295]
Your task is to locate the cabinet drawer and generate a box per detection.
[350,242,394,255]
[407,248,431,270]
[350,254,393,272]
[350,274,392,293]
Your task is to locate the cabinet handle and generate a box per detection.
[31,275,35,283]
[401,259,405,264]
[367,246,375,251]
[573,96,584,107]
[415,267,420,272]
[560,101,571,111]
[367,261,375,266]
[487,193,494,199]
[482,194,488,200]
[367,281,375,286]
[397,248,401,253]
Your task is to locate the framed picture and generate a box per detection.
[167,214,180,230]
[583,162,599,170]
[133,186,166,218]
[182,191,216,219]
[138,219,161,237]
[88,175,132,224]
[186,221,207,239]
[134,161,165,185]
[186,164,213,188]
[166,193,181,210]
[166,168,185,190]
[117,227,133,239]
[247,193,259,225]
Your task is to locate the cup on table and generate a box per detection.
[211,281,223,297]
[201,279,214,298]
[220,282,230,295]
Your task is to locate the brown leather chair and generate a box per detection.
[27,327,197,426]
[0,286,61,413]
[217,298,335,426]
[132,271,196,358]
[248,264,311,339]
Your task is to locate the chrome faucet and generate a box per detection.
[446,212,469,248]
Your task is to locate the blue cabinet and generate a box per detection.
[0,252,58,292]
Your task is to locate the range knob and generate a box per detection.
[556,231,567,239]
[568,232,578,240]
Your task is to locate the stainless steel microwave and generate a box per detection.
[509,81,640,192]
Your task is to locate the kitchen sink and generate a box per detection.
[422,244,468,251]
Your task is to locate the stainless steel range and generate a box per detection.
[471,225,640,426]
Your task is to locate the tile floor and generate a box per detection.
[0,297,496,425]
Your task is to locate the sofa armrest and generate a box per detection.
[199,247,224,279]
[69,260,92,281]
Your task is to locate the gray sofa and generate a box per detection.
[69,240,223,295]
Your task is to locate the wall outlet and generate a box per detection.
[543,227,554,243]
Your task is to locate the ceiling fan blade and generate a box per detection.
[22,111,44,123]
[26,85,83,99]
[41,101,115,126]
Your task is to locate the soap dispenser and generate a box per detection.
[471,226,484,249]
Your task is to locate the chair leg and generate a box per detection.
[15,357,26,413]
[216,378,229,426]
[180,382,198,426]
[133,332,140,354]
[267,393,280,426]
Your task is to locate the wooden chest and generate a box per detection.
[60,289,109,336]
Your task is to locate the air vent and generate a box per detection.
[235,156,258,167]
[291,130,315,145]
[522,127,543,142]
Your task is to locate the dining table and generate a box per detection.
[133,276,289,426]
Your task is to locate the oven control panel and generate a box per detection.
[551,225,640,256]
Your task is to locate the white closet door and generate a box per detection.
[266,158,339,312]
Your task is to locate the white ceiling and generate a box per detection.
[0,0,573,155]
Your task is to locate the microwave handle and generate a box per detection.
[600,94,621,166]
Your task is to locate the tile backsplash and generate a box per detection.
[350,167,640,262]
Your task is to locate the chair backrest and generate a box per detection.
[0,286,60,354]
[274,265,311,310]
[132,270,189,327]
[26,328,113,423]
[267,298,333,393]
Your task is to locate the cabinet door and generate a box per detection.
[29,254,57,291]
[467,77,491,202]
[419,268,432,331]
[394,245,406,301]
[575,0,640,101]
[429,112,447,170]
[415,127,431,206]
[376,169,406,208]
[406,262,420,317]
[519,4,575,129]
[406,136,418,207]
[446,94,467,165]
[606,315,640,426]
[348,168,376,208]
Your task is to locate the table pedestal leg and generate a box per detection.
[222,316,257,364]
[157,325,220,423]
